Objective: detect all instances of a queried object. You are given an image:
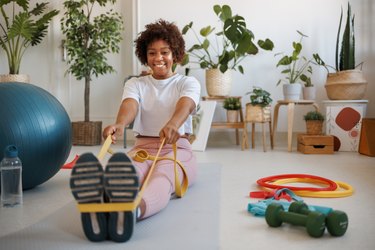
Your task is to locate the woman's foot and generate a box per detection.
[104,152,140,242]
[70,153,107,242]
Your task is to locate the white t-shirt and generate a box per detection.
[122,74,201,137]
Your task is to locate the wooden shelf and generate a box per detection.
[211,122,245,129]
[202,96,247,149]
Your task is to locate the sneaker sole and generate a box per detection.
[70,153,107,242]
[104,152,139,242]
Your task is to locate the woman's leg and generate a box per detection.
[129,138,197,219]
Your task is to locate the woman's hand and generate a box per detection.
[159,121,180,145]
[103,124,125,144]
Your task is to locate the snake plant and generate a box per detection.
[313,2,360,73]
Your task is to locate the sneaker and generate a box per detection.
[70,153,107,242]
[104,152,140,242]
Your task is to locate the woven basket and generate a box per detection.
[205,69,232,97]
[245,104,271,122]
[325,83,367,100]
[325,70,367,100]
[72,121,102,145]
[306,120,323,135]
[0,74,30,83]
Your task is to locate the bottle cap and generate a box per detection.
[4,145,18,158]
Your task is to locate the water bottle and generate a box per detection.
[1,145,23,207]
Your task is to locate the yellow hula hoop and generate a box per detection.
[269,178,354,198]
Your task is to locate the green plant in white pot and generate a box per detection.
[182,4,274,97]
[0,0,59,82]
[276,31,315,101]
[313,2,366,100]
[61,0,123,145]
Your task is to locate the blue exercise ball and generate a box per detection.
[0,82,72,190]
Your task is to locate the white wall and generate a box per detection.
[0,0,374,133]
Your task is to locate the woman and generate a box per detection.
[70,19,200,243]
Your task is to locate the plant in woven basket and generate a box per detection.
[0,0,59,75]
[304,111,325,135]
[61,0,123,145]
[312,3,366,100]
[313,2,362,73]
[245,86,272,122]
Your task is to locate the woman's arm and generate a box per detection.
[103,98,138,143]
[159,96,196,144]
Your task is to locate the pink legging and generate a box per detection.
[128,137,197,219]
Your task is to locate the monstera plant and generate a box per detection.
[182,4,274,97]
[0,0,59,82]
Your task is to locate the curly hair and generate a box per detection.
[135,19,185,65]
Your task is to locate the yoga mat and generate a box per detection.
[0,163,221,250]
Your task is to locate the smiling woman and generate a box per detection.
[70,19,201,243]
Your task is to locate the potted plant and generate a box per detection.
[276,30,315,101]
[223,97,242,122]
[245,86,272,122]
[302,80,316,100]
[304,111,325,135]
[0,0,59,83]
[313,2,367,100]
[61,0,123,145]
[182,4,274,97]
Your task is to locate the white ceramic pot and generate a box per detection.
[303,86,316,100]
[283,83,302,101]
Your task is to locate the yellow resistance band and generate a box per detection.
[270,178,354,198]
[77,136,188,213]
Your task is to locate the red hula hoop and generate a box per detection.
[256,174,338,191]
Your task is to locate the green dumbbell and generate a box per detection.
[265,203,326,238]
[289,201,348,237]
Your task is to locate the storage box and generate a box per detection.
[297,134,334,154]
[323,100,368,151]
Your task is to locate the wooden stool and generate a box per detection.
[243,104,273,152]
[272,100,319,152]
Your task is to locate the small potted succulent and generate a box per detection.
[245,86,272,122]
[275,31,315,101]
[313,2,366,100]
[304,111,325,135]
[223,97,242,122]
